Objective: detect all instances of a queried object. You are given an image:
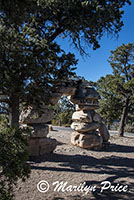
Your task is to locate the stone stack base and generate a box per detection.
[28,137,57,156]
[70,108,110,150]
[71,131,103,150]
[27,124,57,157]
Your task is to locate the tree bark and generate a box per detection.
[8,94,19,127]
[107,124,111,130]
[119,97,130,137]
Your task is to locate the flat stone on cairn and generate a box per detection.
[70,83,110,150]
[19,106,54,125]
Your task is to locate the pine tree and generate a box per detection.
[95,75,123,129]
[108,43,134,136]
[0,0,131,127]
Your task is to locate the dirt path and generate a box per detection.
[14,127,134,200]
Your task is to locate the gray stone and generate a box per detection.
[71,122,101,133]
[57,86,76,96]
[72,110,92,123]
[48,125,53,131]
[75,104,99,110]
[28,137,57,156]
[71,132,103,150]
[99,123,110,142]
[50,93,63,104]
[69,85,100,107]
[55,79,79,95]
[30,125,49,138]
[71,132,80,146]
[93,112,102,123]
[19,106,54,124]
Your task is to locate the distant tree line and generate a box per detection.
[91,43,134,136]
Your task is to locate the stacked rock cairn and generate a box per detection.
[69,83,110,150]
[19,79,109,157]
[19,105,57,157]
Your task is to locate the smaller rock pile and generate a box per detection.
[69,84,110,150]
[19,105,57,157]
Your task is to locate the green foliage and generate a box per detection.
[124,124,134,133]
[108,43,134,96]
[108,43,134,135]
[0,22,77,107]
[52,96,75,126]
[0,0,35,25]
[0,0,131,53]
[95,43,134,134]
[0,125,30,200]
[94,74,123,127]
[0,115,7,130]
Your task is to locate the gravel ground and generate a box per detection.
[14,126,134,200]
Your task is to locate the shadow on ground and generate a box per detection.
[31,142,134,199]
[102,142,134,153]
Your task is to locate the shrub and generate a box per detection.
[0,124,30,200]
[124,124,134,133]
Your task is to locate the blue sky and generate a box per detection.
[57,2,134,82]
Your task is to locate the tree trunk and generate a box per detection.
[107,124,111,130]
[119,97,130,137]
[8,94,19,127]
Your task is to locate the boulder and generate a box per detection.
[71,122,101,133]
[99,124,110,142]
[48,125,53,131]
[30,125,49,138]
[71,132,80,145]
[75,104,99,111]
[72,110,92,123]
[71,132,103,150]
[93,112,102,123]
[57,86,76,96]
[19,106,54,125]
[69,85,100,108]
[50,93,63,104]
[28,137,57,156]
